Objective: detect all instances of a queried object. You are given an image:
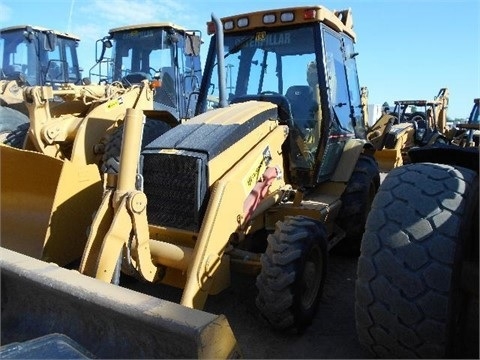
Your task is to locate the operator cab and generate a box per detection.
[0,25,83,86]
[196,7,366,187]
[90,23,203,121]
[389,88,449,145]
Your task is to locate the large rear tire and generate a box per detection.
[355,162,478,358]
[256,216,328,332]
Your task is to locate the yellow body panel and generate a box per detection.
[1,82,156,265]
[374,148,403,172]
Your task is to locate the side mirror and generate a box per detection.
[96,37,112,63]
[185,34,202,56]
[44,31,57,52]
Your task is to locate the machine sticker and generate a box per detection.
[121,30,154,40]
[242,146,272,191]
[106,97,124,110]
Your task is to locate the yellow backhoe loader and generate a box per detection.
[79,5,380,333]
[366,88,450,171]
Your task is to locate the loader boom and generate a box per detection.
[0,80,161,266]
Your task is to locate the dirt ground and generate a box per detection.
[206,253,372,359]
[128,252,372,359]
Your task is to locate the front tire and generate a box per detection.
[256,216,328,332]
[355,162,478,358]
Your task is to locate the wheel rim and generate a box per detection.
[300,245,323,309]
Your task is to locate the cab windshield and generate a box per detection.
[202,22,362,186]
[0,29,81,86]
[209,26,316,107]
[106,27,202,119]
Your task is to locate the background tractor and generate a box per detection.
[0,25,84,147]
[89,22,202,121]
[0,21,241,360]
[0,24,203,267]
[367,88,450,171]
[449,97,479,147]
[79,5,380,333]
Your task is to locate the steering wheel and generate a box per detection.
[409,112,428,143]
[260,91,281,96]
[121,72,151,87]
[149,67,161,77]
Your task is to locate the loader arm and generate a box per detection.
[22,81,155,162]
[79,108,159,282]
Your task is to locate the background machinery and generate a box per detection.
[367,88,450,171]
[449,97,479,147]
[89,22,203,121]
[0,23,203,267]
[0,25,84,147]
[0,21,240,359]
[0,25,83,91]
[78,5,380,333]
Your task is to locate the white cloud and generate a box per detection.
[77,0,189,26]
[69,0,200,44]
[0,1,12,23]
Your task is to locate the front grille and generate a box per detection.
[142,151,208,232]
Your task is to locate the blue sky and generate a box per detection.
[1,0,478,119]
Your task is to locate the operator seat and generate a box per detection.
[285,85,317,129]
[154,67,177,109]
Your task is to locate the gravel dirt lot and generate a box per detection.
[205,253,373,359]
[128,252,372,359]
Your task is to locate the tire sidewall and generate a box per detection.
[292,232,327,329]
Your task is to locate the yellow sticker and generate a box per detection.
[106,97,124,110]
[106,99,119,110]
[242,147,269,192]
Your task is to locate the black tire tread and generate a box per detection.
[355,162,478,358]
[256,216,327,331]
[335,154,380,253]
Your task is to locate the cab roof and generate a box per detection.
[109,23,188,34]
[219,5,356,41]
[0,25,80,41]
